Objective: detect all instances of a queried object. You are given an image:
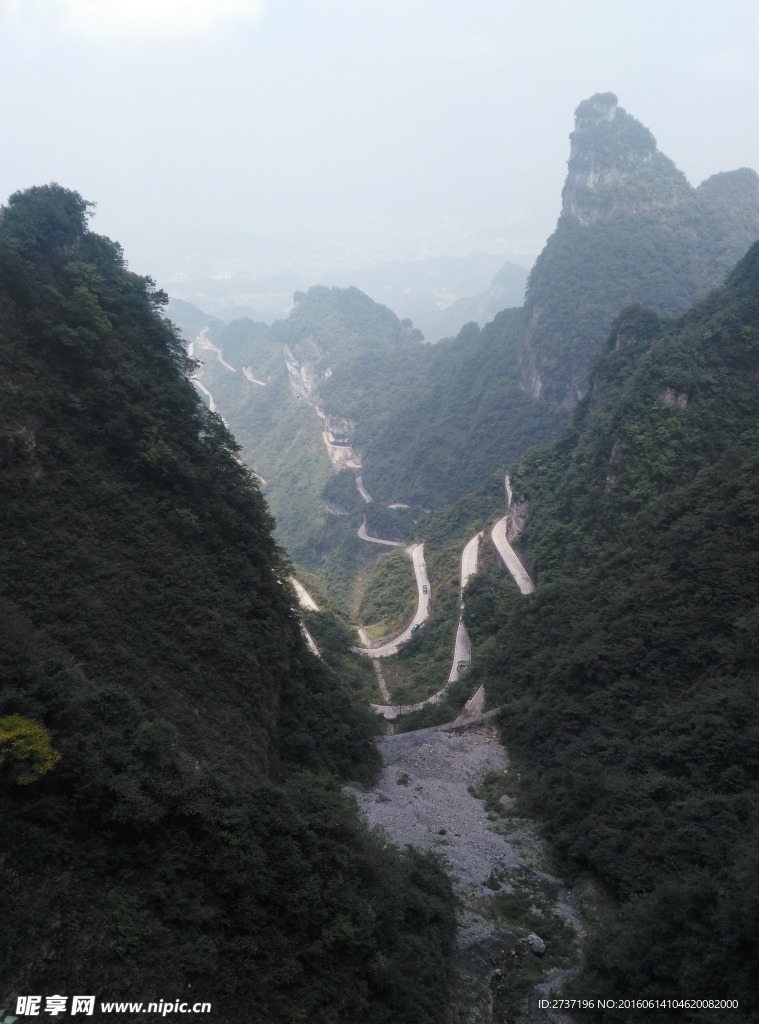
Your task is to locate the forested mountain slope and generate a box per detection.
[521,94,759,408]
[467,244,759,1019]
[360,93,759,506]
[0,185,455,1022]
[176,285,430,601]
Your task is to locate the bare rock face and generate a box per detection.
[506,495,529,544]
[324,414,356,445]
[283,338,323,401]
[283,340,363,468]
[523,933,547,957]
[659,386,688,408]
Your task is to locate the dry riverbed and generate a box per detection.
[348,720,593,1023]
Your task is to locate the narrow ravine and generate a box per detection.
[349,717,585,1022]
[348,483,585,1023]
[286,466,582,1020]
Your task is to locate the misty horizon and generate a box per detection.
[2,0,758,316]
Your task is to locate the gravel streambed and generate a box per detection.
[351,723,516,891]
[348,719,583,1024]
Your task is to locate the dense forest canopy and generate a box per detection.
[466,244,759,1021]
[0,184,456,1023]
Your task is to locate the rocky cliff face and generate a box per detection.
[518,92,759,409]
[560,92,691,225]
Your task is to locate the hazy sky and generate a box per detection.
[2,0,758,284]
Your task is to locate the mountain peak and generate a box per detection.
[561,93,690,223]
[573,91,619,128]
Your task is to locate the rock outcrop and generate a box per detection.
[561,92,691,225]
[518,92,759,409]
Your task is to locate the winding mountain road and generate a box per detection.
[242,367,266,385]
[188,329,266,424]
[460,532,482,593]
[355,544,430,658]
[192,378,217,414]
[456,486,535,720]
[447,531,482,685]
[292,578,319,611]
[446,621,472,684]
[186,332,530,708]
[371,532,482,720]
[356,475,373,503]
[301,626,320,657]
[291,578,321,656]
[367,479,536,722]
[357,518,403,546]
[491,517,534,595]
[188,328,236,372]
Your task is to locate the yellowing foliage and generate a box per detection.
[0,715,61,784]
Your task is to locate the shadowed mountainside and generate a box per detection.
[0,184,456,1023]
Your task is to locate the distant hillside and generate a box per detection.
[0,185,455,1022]
[468,243,759,1018]
[426,259,528,342]
[173,284,429,602]
[166,296,228,339]
[319,252,528,342]
[169,272,302,322]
